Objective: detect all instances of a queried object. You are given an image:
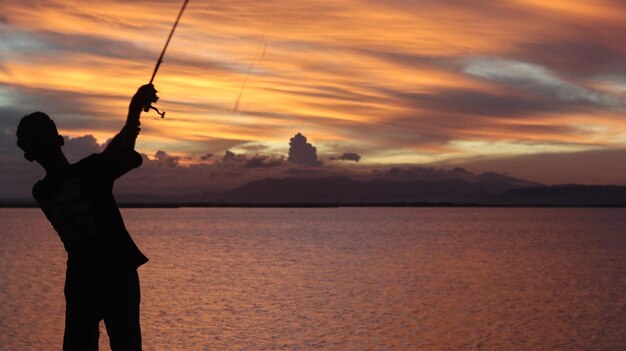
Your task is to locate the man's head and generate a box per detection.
[16,112,64,162]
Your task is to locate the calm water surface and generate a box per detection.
[0,208,624,350]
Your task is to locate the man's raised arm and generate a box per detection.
[104,84,157,155]
[101,84,157,179]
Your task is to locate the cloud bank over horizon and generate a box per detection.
[3,127,626,200]
[2,0,626,191]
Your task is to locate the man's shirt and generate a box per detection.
[33,151,148,279]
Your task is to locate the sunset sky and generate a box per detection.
[2,0,626,198]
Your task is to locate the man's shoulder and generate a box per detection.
[33,153,105,198]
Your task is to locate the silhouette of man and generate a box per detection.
[16,84,157,351]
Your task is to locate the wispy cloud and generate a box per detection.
[463,58,626,108]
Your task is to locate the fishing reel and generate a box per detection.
[134,84,165,118]
[143,89,165,118]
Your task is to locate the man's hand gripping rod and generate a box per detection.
[144,0,190,118]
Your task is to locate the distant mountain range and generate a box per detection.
[497,185,626,206]
[3,169,625,207]
[112,171,625,206]
[193,176,529,204]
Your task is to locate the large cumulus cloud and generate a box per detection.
[288,133,323,167]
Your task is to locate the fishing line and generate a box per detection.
[232,24,269,113]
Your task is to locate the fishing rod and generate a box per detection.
[145,0,190,118]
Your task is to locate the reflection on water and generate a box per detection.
[0,208,625,350]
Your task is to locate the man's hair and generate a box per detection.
[16,112,59,152]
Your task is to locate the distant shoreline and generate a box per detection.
[2,202,626,209]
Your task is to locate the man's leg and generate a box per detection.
[103,269,142,351]
[63,283,101,351]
